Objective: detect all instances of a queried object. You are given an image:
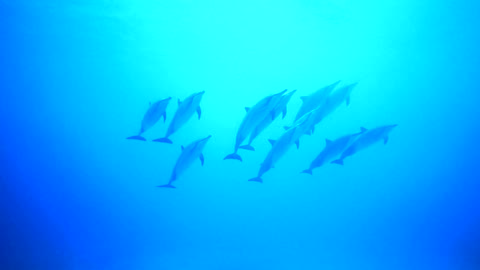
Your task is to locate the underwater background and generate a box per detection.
[1,0,480,269]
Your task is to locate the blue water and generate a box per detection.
[1,1,479,269]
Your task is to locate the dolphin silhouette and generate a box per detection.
[127,97,171,141]
[240,90,296,151]
[248,110,315,183]
[301,128,366,175]
[332,124,398,165]
[153,91,205,144]
[158,135,212,188]
[224,89,287,161]
[293,81,340,122]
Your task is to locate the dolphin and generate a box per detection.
[304,82,358,135]
[248,110,315,183]
[158,135,212,188]
[301,128,366,175]
[240,90,296,151]
[224,89,287,161]
[293,81,340,122]
[331,124,398,165]
[153,91,205,144]
[127,97,171,141]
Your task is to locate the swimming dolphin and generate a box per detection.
[224,89,287,161]
[240,90,296,151]
[127,97,171,141]
[293,81,340,122]
[303,82,358,135]
[158,135,211,188]
[248,110,315,183]
[301,128,366,175]
[331,124,398,165]
[153,91,205,144]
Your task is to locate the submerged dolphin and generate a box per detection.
[303,82,358,135]
[301,128,366,175]
[332,124,398,165]
[293,81,340,122]
[158,135,211,188]
[153,91,205,144]
[127,97,171,141]
[240,90,296,151]
[224,89,287,161]
[248,110,315,183]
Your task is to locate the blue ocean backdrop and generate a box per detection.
[1,0,479,269]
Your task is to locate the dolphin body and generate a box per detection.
[224,89,287,161]
[154,91,205,144]
[303,82,358,135]
[158,135,211,188]
[301,128,366,175]
[332,124,398,165]
[240,90,296,151]
[127,97,171,141]
[248,110,315,183]
[293,81,340,122]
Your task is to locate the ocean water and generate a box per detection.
[1,0,479,269]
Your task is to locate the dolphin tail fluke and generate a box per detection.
[331,159,344,165]
[239,145,255,151]
[301,169,313,175]
[248,177,263,183]
[152,137,173,144]
[223,153,242,162]
[126,135,146,141]
[157,183,176,188]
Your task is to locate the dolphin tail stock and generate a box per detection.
[239,145,255,151]
[301,169,313,175]
[248,177,263,183]
[331,159,344,165]
[126,135,146,141]
[223,153,242,162]
[157,183,176,188]
[152,137,173,144]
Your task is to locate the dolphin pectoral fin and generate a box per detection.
[239,145,255,151]
[282,107,287,119]
[158,183,176,188]
[162,111,167,122]
[346,96,351,106]
[196,106,202,119]
[301,169,313,175]
[181,145,184,151]
[127,135,146,141]
[224,153,242,162]
[268,139,276,146]
[295,139,300,149]
[361,127,368,133]
[312,125,315,134]
[270,110,276,120]
[199,153,204,166]
[248,177,263,183]
[384,136,389,144]
[331,159,344,165]
[153,137,173,144]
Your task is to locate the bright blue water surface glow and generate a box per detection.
[1,0,479,269]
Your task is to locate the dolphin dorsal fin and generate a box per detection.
[245,107,250,113]
[268,139,276,146]
[181,145,184,151]
[325,139,333,146]
[360,127,368,132]
[300,96,308,102]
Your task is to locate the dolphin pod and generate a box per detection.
[127,83,397,188]
[153,91,205,144]
[127,97,172,141]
